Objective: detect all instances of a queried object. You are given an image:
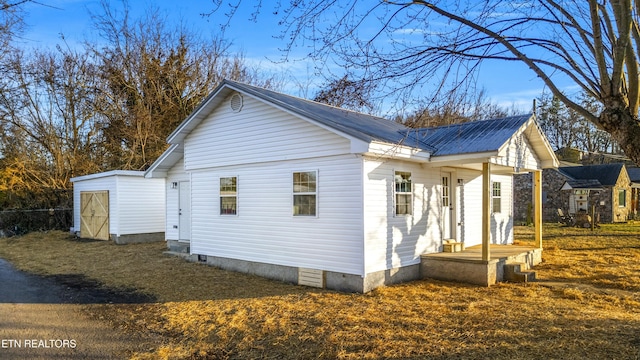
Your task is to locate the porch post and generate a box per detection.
[533,170,543,249]
[482,162,491,261]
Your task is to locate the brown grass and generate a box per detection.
[1,226,639,359]
[515,223,640,292]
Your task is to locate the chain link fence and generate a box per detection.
[0,208,73,236]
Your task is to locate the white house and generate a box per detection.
[146,80,558,292]
[70,170,165,244]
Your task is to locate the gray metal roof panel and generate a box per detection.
[404,114,532,156]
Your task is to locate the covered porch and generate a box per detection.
[413,115,556,286]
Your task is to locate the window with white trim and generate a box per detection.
[220,176,237,215]
[492,182,501,213]
[395,171,412,215]
[293,171,317,216]
[618,189,627,207]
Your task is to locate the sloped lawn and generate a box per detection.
[0,225,638,359]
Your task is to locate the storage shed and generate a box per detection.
[70,170,165,244]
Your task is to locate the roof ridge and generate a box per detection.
[223,79,390,121]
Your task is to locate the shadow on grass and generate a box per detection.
[0,258,156,305]
[49,273,157,304]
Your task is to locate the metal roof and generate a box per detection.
[405,114,532,156]
[146,80,557,178]
[223,80,434,150]
[71,170,145,183]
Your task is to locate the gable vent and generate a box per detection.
[230,93,243,112]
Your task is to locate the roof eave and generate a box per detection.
[145,143,183,178]
[363,141,431,162]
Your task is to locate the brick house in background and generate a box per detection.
[626,167,640,217]
[514,163,634,224]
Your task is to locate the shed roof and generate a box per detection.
[71,170,145,183]
[558,163,625,186]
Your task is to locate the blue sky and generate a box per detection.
[19,0,570,114]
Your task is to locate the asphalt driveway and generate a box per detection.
[0,258,154,359]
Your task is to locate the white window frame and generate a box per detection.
[220,176,238,216]
[394,171,412,216]
[618,188,627,207]
[492,181,501,213]
[292,170,318,217]
[442,176,450,207]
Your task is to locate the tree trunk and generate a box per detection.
[598,100,640,164]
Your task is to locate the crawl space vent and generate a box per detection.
[229,93,243,112]
[298,268,325,288]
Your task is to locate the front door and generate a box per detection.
[178,181,191,242]
[456,178,464,243]
[442,173,453,239]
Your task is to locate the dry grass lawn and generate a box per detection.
[0,224,639,359]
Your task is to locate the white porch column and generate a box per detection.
[482,162,491,261]
[533,170,543,249]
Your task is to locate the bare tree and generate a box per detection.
[208,0,640,164]
[537,93,580,152]
[0,47,104,199]
[90,1,271,170]
[398,88,510,128]
[537,90,618,163]
[313,75,375,112]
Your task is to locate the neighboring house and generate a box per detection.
[623,166,640,218]
[70,170,166,243]
[145,80,558,292]
[514,163,633,224]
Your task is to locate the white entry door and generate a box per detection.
[442,173,453,239]
[178,181,191,242]
[456,179,464,243]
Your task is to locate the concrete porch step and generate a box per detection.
[167,240,190,254]
[504,262,536,283]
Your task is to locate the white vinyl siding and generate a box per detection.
[184,94,352,171]
[190,154,364,275]
[497,133,541,170]
[363,158,442,274]
[491,175,513,244]
[115,176,165,235]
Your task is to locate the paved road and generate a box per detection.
[0,258,150,359]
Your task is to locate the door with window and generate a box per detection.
[178,181,191,242]
[442,173,453,239]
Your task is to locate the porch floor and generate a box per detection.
[420,244,542,286]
